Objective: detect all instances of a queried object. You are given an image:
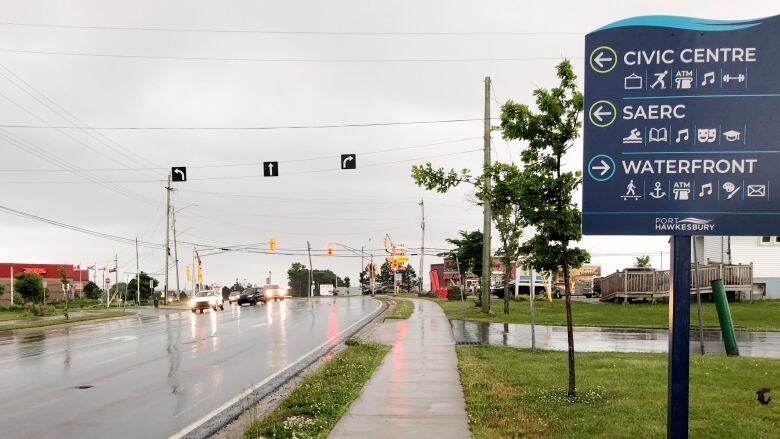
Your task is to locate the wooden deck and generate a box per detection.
[600,263,753,302]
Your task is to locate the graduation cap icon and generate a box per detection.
[723,130,741,142]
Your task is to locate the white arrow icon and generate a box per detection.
[592,105,612,122]
[591,160,611,176]
[267,163,274,173]
[342,155,354,168]
[593,51,613,68]
[173,168,185,180]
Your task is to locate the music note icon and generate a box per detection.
[701,71,715,86]
[699,182,713,197]
[675,128,689,143]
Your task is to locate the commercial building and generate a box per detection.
[0,263,90,305]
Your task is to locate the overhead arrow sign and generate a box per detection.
[341,154,356,170]
[171,167,187,182]
[263,161,279,177]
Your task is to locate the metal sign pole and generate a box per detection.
[668,235,691,439]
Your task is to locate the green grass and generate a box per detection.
[244,339,390,439]
[458,346,780,439]
[384,297,414,319]
[0,311,132,331]
[428,297,780,331]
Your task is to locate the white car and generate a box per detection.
[190,291,224,313]
[261,284,288,302]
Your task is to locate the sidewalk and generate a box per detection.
[329,298,471,439]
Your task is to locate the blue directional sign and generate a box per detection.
[583,15,780,235]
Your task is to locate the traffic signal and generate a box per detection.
[327,243,334,256]
[269,236,277,252]
[197,265,203,283]
[185,265,192,281]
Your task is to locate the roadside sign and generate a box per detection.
[105,278,111,285]
[583,15,780,236]
[394,273,402,283]
[341,154,356,169]
[263,162,279,177]
[171,167,187,182]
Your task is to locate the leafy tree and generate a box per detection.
[437,230,483,278]
[499,60,590,397]
[127,272,159,302]
[288,262,309,296]
[401,264,417,291]
[15,272,44,303]
[221,286,231,299]
[343,276,351,287]
[231,281,245,292]
[634,255,651,268]
[83,281,102,300]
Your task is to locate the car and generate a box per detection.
[190,290,224,313]
[374,284,396,294]
[237,287,262,306]
[261,284,288,302]
[228,291,241,304]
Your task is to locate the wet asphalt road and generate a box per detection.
[451,320,780,358]
[0,297,380,439]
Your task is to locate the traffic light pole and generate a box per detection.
[162,173,172,307]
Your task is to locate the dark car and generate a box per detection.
[237,287,262,306]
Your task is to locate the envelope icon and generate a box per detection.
[747,185,766,197]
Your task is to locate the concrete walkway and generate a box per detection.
[330,298,471,439]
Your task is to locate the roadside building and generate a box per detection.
[694,236,780,299]
[0,263,89,305]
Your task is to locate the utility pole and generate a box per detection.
[136,238,140,305]
[481,76,492,313]
[419,198,426,294]
[307,241,314,297]
[172,207,181,298]
[192,247,197,295]
[162,173,172,307]
[369,238,375,296]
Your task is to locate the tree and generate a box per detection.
[401,264,417,291]
[288,262,309,296]
[500,59,590,397]
[221,286,231,299]
[83,281,102,300]
[58,266,70,319]
[15,272,44,303]
[343,276,351,287]
[127,272,159,302]
[481,163,526,314]
[438,230,484,278]
[634,255,651,268]
[231,281,245,292]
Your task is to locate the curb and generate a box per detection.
[171,297,388,439]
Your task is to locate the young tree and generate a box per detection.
[400,264,417,291]
[343,276,351,287]
[500,60,590,397]
[15,272,45,303]
[287,262,309,296]
[127,272,159,302]
[58,266,70,319]
[634,255,651,268]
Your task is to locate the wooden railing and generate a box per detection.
[600,263,752,300]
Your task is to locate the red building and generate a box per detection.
[0,263,90,305]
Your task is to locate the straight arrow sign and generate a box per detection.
[263,161,279,177]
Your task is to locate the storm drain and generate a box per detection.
[74,385,94,390]
[456,341,484,345]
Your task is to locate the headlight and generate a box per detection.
[208,297,215,303]
[189,300,196,307]
[265,291,272,297]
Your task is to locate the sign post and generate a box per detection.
[584,15,780,438]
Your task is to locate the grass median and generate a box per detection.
[0,310,132,331]
[429,297,780,331]
[244,339,389,439]
[384,297,414,319]
[458,346,780,438]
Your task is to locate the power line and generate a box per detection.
[0,148,481,183]
[0,21,584,36]
[0,48,582,64]
[0,119,496,130]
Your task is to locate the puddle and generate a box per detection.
[450,320,780,359]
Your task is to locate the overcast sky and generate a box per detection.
[0,1,775,290]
